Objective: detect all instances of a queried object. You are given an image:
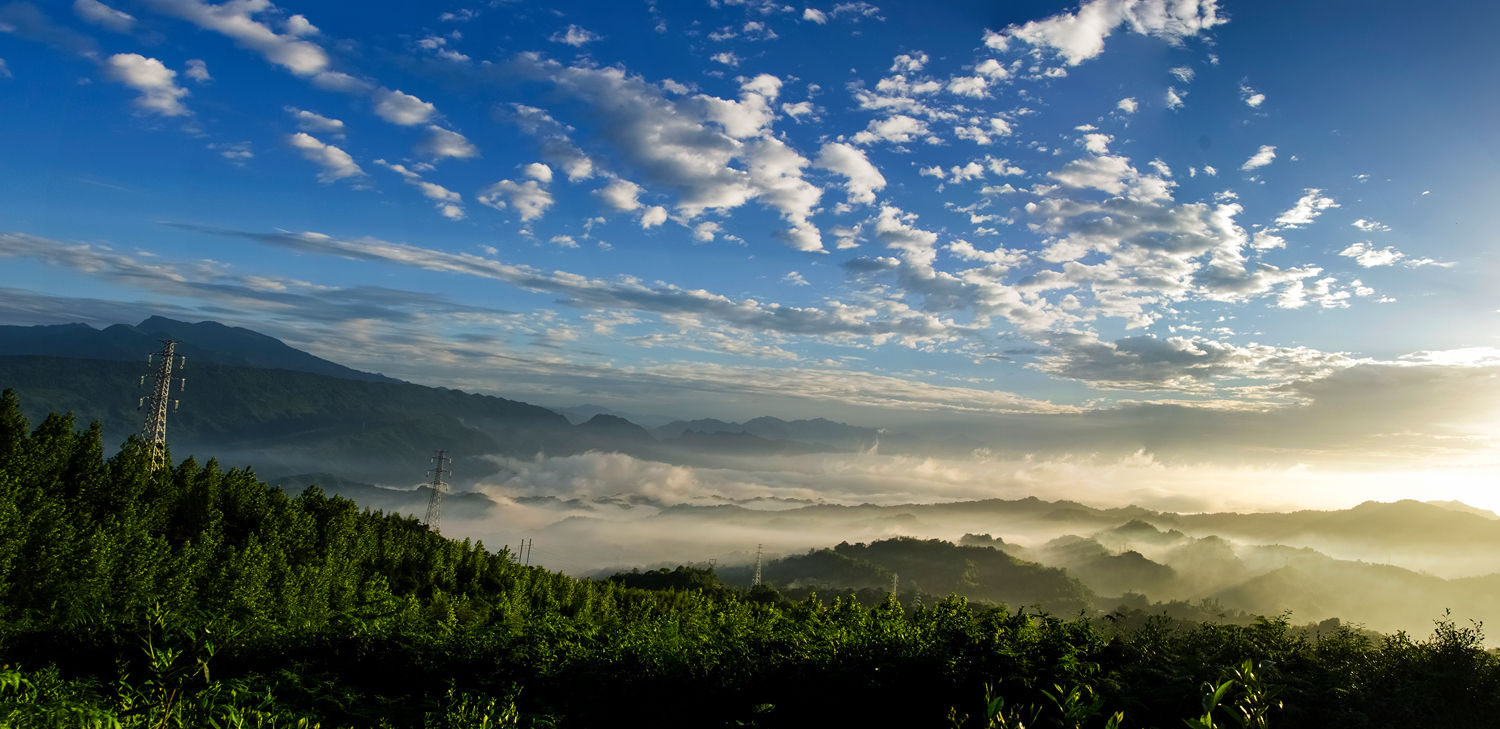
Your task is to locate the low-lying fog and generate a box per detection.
[344,448,1500,640]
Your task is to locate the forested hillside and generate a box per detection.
[3,391,1500,728]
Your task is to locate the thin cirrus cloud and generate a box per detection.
[73,0,135,33]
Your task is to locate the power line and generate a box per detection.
[137,340,185,470]
[423,450,449,535]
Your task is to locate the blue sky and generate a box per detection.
[3,0,1500,482]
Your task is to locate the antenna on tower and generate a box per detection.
[137,340,185,469]
[752,543,763,587]
[423,450,450,534]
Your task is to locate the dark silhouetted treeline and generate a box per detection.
[1,390,1498,728]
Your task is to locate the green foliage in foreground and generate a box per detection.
[2,390,1499,728]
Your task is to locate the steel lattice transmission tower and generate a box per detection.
[423,450,450,534]
[752,543,763,587]
[137,340,185,469]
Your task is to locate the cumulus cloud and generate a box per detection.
[104,54,190,117]
[803,7,827,23]
[1116,97,1138,113]
[287,133,363,183]
[1241,144,1276,170]
[138,0,329,77]
[813,142,886,205]
[375,159,465,220]
[478,179,553,221]
[987,0,1226,66]
[640,206,669,228]
[416,126,478,159]
[947,75,988,98]
[1169,66,1195,83]
[1240,82,1265,107]
[1351,219,1390,233]
[510,58,823,251]
[1165,86,1186,109]
[1339,241,1403,267]
[502,104,596,182]
[1274,189,1338,228]
[74,0,134,33]
[372,88,436,126]
[184,59,211,82]
[285,107,345,137]
[550,24,601,46]
[710,52,741,66]
[852,114,930,144]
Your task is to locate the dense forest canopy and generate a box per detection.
[1,390,1498,728]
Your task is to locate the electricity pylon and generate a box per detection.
[753,543,763,587]
[423,450,450,534]
[137,340,185,469]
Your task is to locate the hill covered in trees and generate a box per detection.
[3,391,1500,728]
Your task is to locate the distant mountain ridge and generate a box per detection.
[0,317,401,384]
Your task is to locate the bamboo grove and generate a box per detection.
[1,390,1497,728]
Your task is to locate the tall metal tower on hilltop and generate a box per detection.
[753,544,763,587]
[423,450,450,535]
[137,340,185,469]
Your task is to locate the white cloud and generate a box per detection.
[104,54,190,117]
[1240,83,1265,107]
[710,52,741,66]
[1116,97,1137,113]
[138,0,329,77]
[693,221,723,242]
[1250,230,1285,250]
[504,104,596,182]
[783,271,810,286]
[523,163,553,183]
[989,0,1226,66]
[372,88,436,126]
[0,59,11,79]
[598,177,645,211]
[831,3,882,19]
[640,206,668,228]
[891,52,927,72]
[549,235,580,249]
[416,126,478,159]
[74,0,134,33]
[184,59,211,83]
[1241,144,1276,170]
[1165,86,1185,109]
[803,8,827,23]
[947,75,988,98]
[1274,189,1338,228]
[1169,66,1195,83]
[550,24,601,46]
[286,107,345,137]
[1351,219,1390,233]
[1340,241,1403,267]
[288,133,363,183]
[1082,133,1112,154]
[782,101,815,120]
[478,179,553,222]
[975,58,1010,80]
[813,142,886,205]
[514,60,823,250]
[852,114,930,144]
[1202,165,1217,176]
